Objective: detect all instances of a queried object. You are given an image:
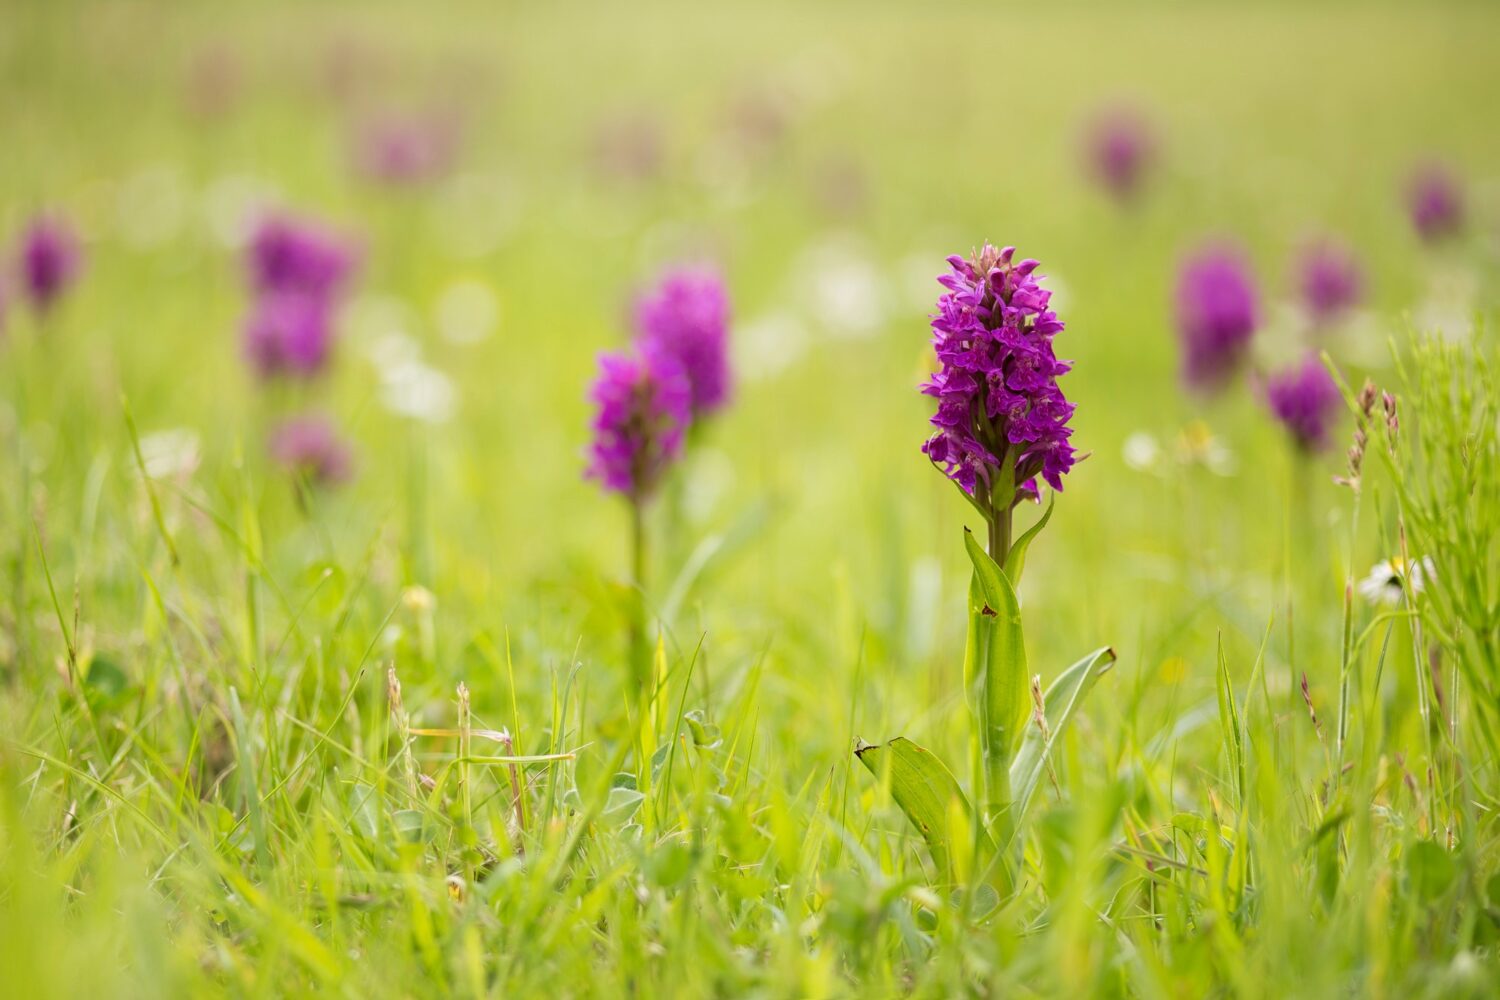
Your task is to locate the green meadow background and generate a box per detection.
[2,1,1498,996]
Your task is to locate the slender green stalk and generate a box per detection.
[629,497,650,705]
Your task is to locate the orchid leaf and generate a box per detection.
[1008,646,1116,828]
[1003,495,1054,585]
[962,529,1029,820]
[856,737,981,883]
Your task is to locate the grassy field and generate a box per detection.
[2,1,1499,995]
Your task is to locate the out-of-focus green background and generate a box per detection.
[8,1,1497,701]
[2,1,1498,995]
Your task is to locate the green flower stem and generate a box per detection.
[629,496,650,705]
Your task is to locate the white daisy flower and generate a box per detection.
[1357,556,1435,606]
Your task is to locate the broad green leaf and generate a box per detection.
[647,841,696,889]
[1008,646,1116,827]
[1406,840,1457,902]
[1003,495,1054,585]
[602,786,646,824]
[962,529,1029,816]
[82,655,132,712]
[855,736,981,883]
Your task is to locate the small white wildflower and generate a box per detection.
[116,166,188,250]
[1122,431,1161,471]
[363,331,423,374]
[431,172,521,259]
[1412,266,1478,343]
[1357,556,1435,606]
[797,238,886,339]
[433,278,499,345]
[734,312,808,380]
[138,429,201,480]
[202,174,279,248]
[401,585,436,613]
[349,294,421,350]
[380,360,457,424]
[682,448,736,524]
[1176,420,1236,476]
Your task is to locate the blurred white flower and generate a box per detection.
[117,166,188,250]
[1338,309,1393,367]
[202,174,279,248]
[797,237,886,339]
[363,330,423,372]
[694,140,754,208]
[1122,431,1161,471]
[780,46,851,111]
[349,294,420,346]
[138,429,201,480]
[431,172,521,259]
[734,312,808,380]
[1176,420,1236,476]
[1413,266,1478,342]
[380,359,457,424]
[682,448,736,523]
[1358,556,1435,606]
[433,278,499,344]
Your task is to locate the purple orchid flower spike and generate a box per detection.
[1084,106,1156,203]
[353,111,461,186]
[1174,243,1260,394]
[1406,162,1464,243]
[1264,354,1342,453]
[18,214,83,315]
[585,342,693,502]
[921,244,1077,559]
[1296,238,1364,328]
[246,213,357,300]
[633,266,732,418]
[243,292,336,380]
[270,413,354,486]
[584,339,693,704]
